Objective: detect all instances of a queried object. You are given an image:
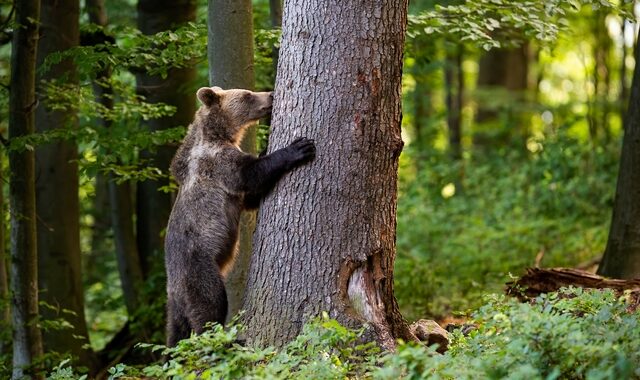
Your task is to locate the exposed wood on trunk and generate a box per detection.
[9,0,44,377]
[597,27,640,279]
[35,0,94,368]
[136,0,196,278]
[241,0,414,349]
[507,267,640,300]
[207,0,257,321]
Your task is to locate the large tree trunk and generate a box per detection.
[597,28,640,279]
[207,0,257,320]
[241,0,413,349]
[136,0,196,278]
[9,0,44,377]
[35,0,94,367]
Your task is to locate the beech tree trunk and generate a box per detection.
[597,28,640,279]
[136,0,196,278]
[207,0,257,320]
[242,0,413,349]
[9,0,43,377]
[35,0,94,367]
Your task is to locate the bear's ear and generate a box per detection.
[197,87,220,107]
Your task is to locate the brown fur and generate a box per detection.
[164,87,316,346]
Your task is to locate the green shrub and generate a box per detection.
[48,288,640,380]
[377,288,640,380]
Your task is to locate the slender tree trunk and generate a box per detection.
[242,0,413,349]
[597,28,640,279]
[474,44,529,147]
[35,0,94,367]
[0,156,8,355]
[9,0,43,377]
[85,0,145,317]
[136,0,196,278]
[269,0,283,75]
[207,0,257,321]
[410,35,437,156]
[110,181,145,314]
[620,19,629,122]
[445,44,463,161]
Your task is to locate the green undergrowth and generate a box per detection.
[49,288,640,380]
[395,134,619,319]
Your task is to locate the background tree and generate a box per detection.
[207,0,257,319]
[9,0,43,377]
[35,0,94,368]
[474,44,530,147]
[242,0,412,349]
[136,0,196,278]
[597,27,640,279]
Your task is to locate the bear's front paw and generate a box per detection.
[288,137,316,164]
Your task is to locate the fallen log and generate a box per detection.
[506,267,640,309]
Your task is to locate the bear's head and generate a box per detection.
[195,86,273,144]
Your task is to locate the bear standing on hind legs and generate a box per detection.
[164,86,316,347]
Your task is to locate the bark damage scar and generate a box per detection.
[338,250,395,349]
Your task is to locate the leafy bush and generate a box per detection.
[377,288,640,380]
[104,314,379,380]
[48,288,640,380]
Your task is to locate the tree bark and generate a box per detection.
[0,156,8,355]
[207,0,257,321]
[241,0,413,349]
[35,0,94,367]
[136,0,196,278]
[597,28,640,279]
[9,0,44,377]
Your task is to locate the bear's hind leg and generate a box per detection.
[185,268,228,334]
[167,298,191,347]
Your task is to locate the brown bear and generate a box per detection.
[164,86,315,347]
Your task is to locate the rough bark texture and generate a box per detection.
[136,0,196,278]
[35,0,94,367]
[207,0,257,321]
[9,0,43,377]
[597,28,640,279]
[242,0,413,349]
